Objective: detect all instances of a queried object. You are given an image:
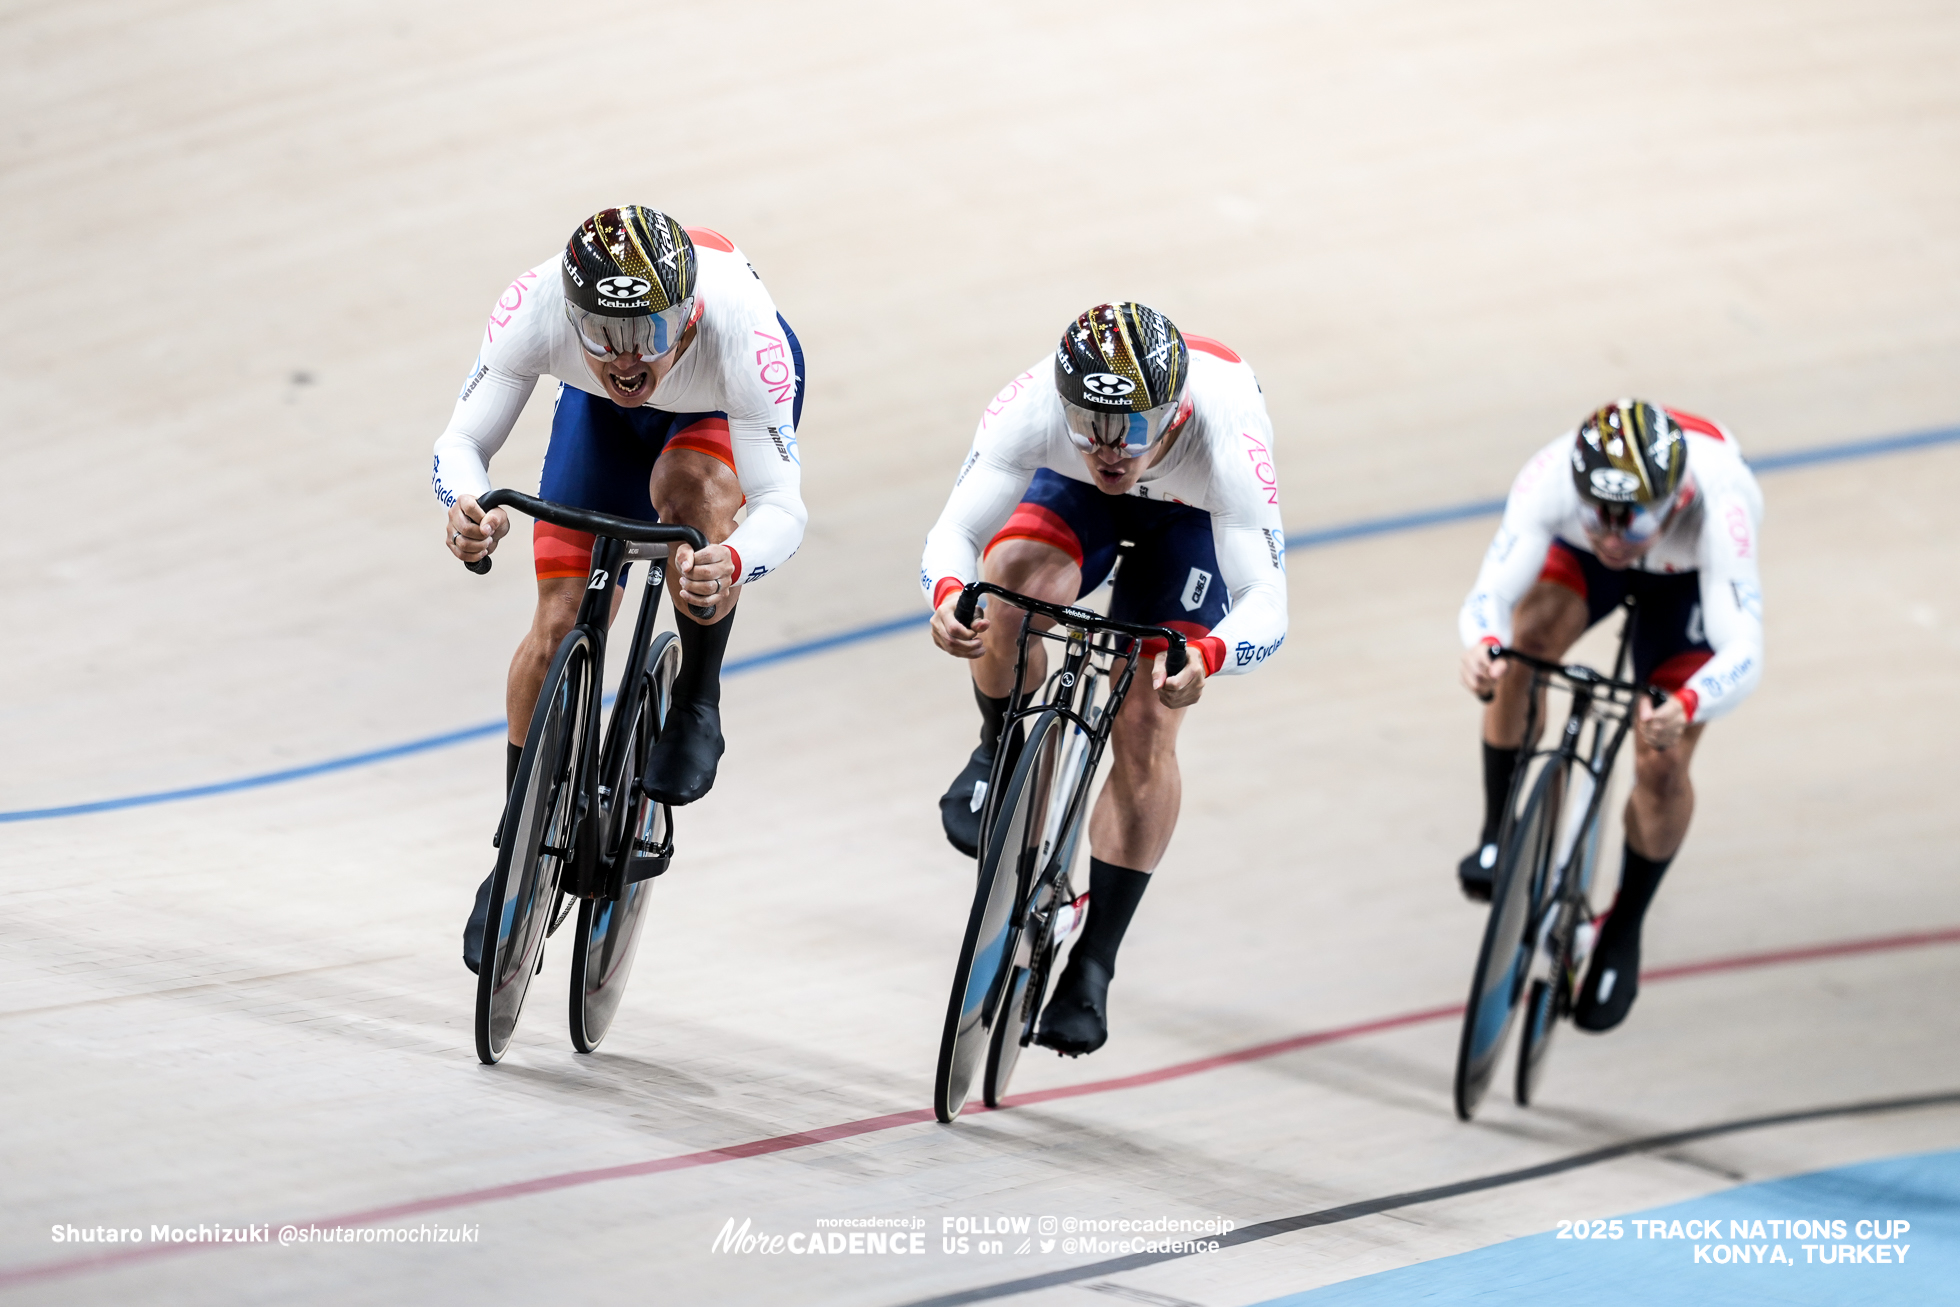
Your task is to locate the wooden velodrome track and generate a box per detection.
[3,2,1958,1303]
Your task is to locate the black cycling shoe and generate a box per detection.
[1457,842,1498,902]
[642,698,724,806]
[939,743,995,858]
[1035,956,1112,1056]
[463,870,493,975]
[1573,912,1642,1032]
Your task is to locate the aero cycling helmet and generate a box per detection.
[561,206,697,361]
[1570,399,1689,542]
[1054,302,1191,455]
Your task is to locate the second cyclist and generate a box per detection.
[922,303,1290,1055]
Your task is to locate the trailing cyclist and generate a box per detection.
[431,206,807,973]
[922,302,1290,1056]
[1457,400,1764,1030]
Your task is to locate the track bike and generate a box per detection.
[461,489,705,1065]
[933,579,1188,1123]
[1454,600,1667,1119]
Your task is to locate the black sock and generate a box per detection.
[1605,845,1672,936]
[1076,858,1151,977]
[672,603,735,708]
[1479,742,1521,846]
[974,685,1037,752]
[975,685,1011,751]
[506,741,522,793]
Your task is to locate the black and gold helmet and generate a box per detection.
[560,206,697,360]
[1054,302,1190,454]
[1570,399,1689,541]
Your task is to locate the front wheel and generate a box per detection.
[1454,757,1564,1119]
[935,711,1064,1123]
[570,630,681,1054]
[475,630,593,1065]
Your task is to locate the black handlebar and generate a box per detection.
[460,489,708,575]
[1489,644,1669,707]
[954,581,1188,676]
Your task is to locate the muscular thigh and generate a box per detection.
[648,443,743,543]
[982,537,1079,609]
[1511,581,1589,657]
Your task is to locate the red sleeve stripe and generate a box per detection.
[1195,636,1227,677]
[932,576,965,610]
[685,226,736,253]
[726,545,743,583]
[1183,334,1242,363]
[1665,408,1729,442]
[1675,688,1700,722]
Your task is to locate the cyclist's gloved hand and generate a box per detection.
[1153,650,1206,709]
[931,591,989,659]
[447,495,509,563]
[1461,641,1506,702]
[672,543,736,620]
[1635,692,1689,752]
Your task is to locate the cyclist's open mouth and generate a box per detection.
[608,368,651,400]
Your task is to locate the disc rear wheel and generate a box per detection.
[1516,976,1559,1106]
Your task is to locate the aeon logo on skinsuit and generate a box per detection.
[1082,373,1135,398]
[597,276,651,300]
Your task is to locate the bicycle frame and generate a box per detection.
[1497,600,1662,970]
[954,580,1187,865]
[474,488,704,901]
[954,581,1191,1011]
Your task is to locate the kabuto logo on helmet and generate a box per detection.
[1589,468,1643,502]
[1083,373,1136,398]
[597,275,652,302]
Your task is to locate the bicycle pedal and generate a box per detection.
[626,834,674,883]
[626,855,670,882]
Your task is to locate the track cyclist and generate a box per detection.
[922,302,1289,1055]
[1457,400,1764,1030]
[431,205,807,974]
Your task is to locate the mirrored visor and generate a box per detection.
[566,298,694,362]
[1577,496,1674,544]
[1062,396,1183,455]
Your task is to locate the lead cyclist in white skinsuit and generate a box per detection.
[431,205,807,973]
[1457,400,1764,1031]
[922,302,1289,1056]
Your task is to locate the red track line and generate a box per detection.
[7,923,1956,1290]
[1643,925,1960,983]
[991,1004,1466,1111]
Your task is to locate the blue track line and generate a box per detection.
[5,421,1957,824]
